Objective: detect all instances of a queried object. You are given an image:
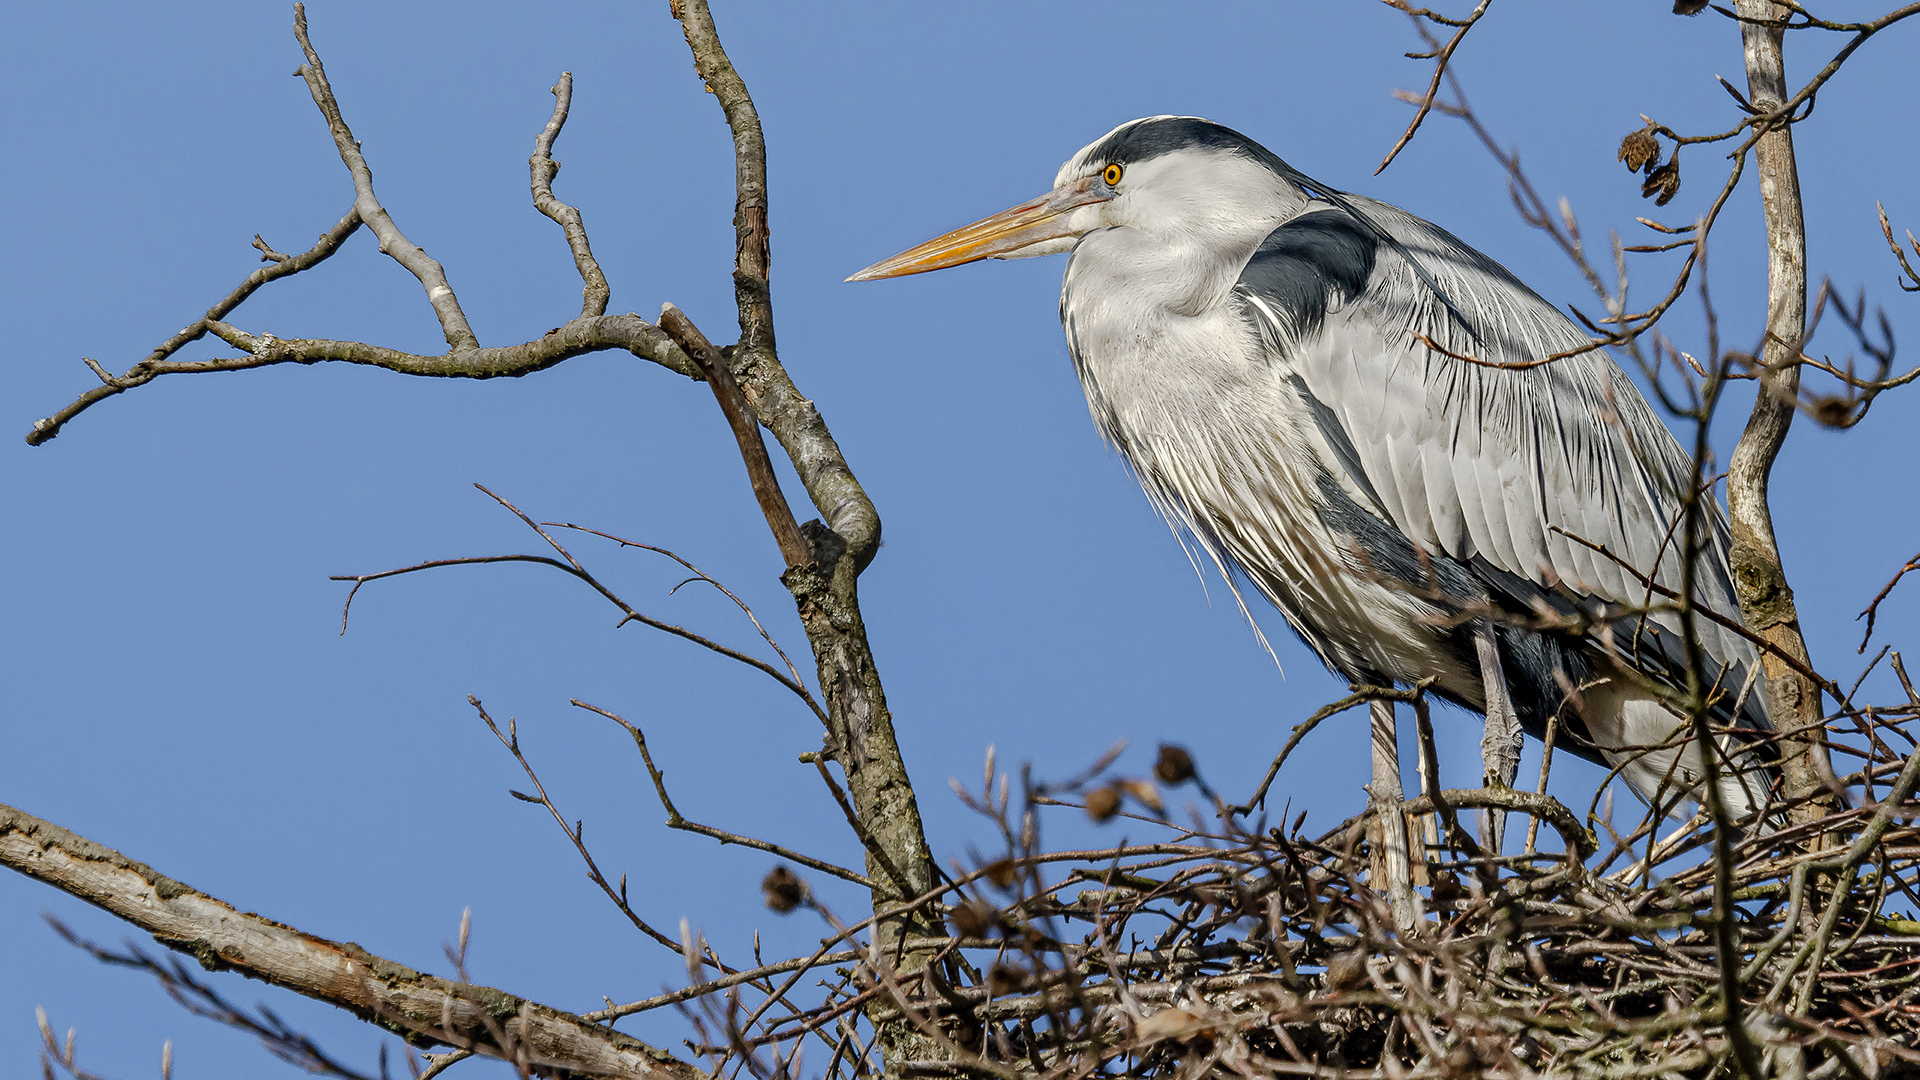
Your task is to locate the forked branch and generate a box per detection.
[292,3,476,350]
[27,8,700,447]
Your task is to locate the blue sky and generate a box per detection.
[3,3,1916,1076]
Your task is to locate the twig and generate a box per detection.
[573,697,874,888]
[1549,525,1841,697]
[24,206,359,445]
[47,917,393,1080]
[471,697,700,959]
[1409,330,1583,370]
[1230,689,1377,815]
[1375,0,1495,175]
[545,521,812,690]
[586,947,865,1023]
[1879,201,1920,292]
[1857,550,1920,653]
[329,486,828,724]
[812,755,921,901]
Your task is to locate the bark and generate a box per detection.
[0,803,700,1080]
[674,1,943,1067]
[1728,0,1837,829]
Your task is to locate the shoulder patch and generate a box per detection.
[1237,210,1378,343]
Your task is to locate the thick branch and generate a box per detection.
[674,0,771,360]
[531,72,611,319]
[292,4,478,351]
[0,802,701,1080]
[673,2,937,1069]
[1728,0,1835,828]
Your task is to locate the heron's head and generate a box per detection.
[848,117,1310,283]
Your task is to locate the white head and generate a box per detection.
[848,117,1313,285]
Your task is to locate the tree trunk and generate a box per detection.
[1728,0,1836,830]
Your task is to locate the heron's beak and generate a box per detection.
[847,176,1110,281]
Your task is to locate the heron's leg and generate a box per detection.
[1367,696,1417,931]
[1474,620,1524,852]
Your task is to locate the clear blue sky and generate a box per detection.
[4,3,1916,1075]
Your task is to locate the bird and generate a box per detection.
[850,116,1775,842]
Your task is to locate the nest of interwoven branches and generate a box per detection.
[677,681,1920,1080]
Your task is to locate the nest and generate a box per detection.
[690,698,1920,1080]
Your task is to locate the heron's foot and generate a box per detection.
[1479,720,1523,789]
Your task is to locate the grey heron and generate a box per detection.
[851,116,1775,850]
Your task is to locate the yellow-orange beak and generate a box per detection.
[846,176,1111,282]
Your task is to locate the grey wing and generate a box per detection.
[1236,198,1766,726]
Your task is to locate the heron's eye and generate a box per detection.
[1102,163,1124,187]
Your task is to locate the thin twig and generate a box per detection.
[573,697,874,888]
[1375,0,1495,175]
[25,206,359,445]
[1858,550,1920,653]
[329,486,828,724]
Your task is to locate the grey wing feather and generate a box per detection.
[1237,196,1766,725]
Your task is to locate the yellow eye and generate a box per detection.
[1102,163,1124,186]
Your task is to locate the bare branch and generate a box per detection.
[674,0,771,359]
[25,207,360,445]
[659,303,812,570]
[329,488,829,723]
[1879,201,1920,292]
[666,10,940,1072]
[30,314,698,446]
[1375,0,1495,175]
[531,72,611,319]
[0,801,703,1079]
[1857,550,1920,653]
[292,4,476,350]
[572,698,875,889]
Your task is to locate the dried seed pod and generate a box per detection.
[1118,777,1166,815]
[947,897,998,939]
[985,962,1030,996]
[1673,0,1708,13]
[1810,395,1854,427]
[1642,160,1681,206]
[1324,947,1369,992]
[1153,743,1196,785]
[983,858,1018,890]
[761,866,805,913]
[1084,784,1122,822]
[1618,126,1660,175]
